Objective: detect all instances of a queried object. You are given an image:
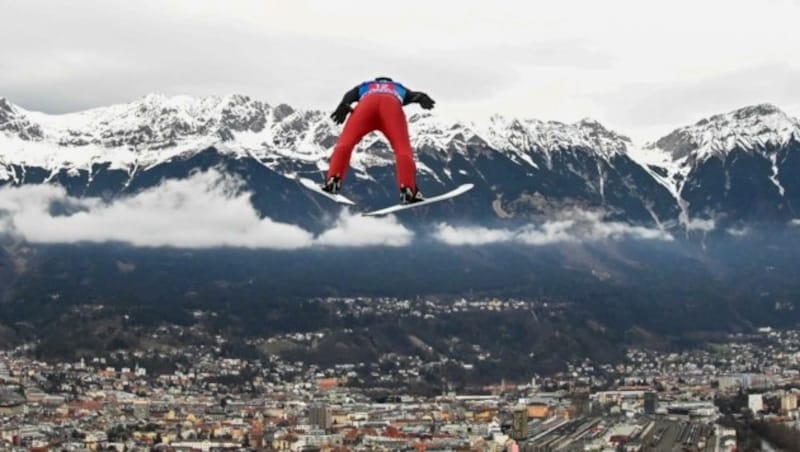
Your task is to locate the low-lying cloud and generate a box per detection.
[433,210,673,246]
[0,170,411,249]
[315,212,412,247]
[726,226,751,237]
[0,172,677,249]
[685,217,716,233]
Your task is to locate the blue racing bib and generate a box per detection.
[358,80,408,102]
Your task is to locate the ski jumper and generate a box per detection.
[327,80,432,190]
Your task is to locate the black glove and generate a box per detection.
[416,92,435,110]
[331,103,352,124]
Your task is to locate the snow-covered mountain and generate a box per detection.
[0,93,631,176]
[0,94,798,230]
[630,104,800,227]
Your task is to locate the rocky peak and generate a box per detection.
[730,103,783,120]
[272,103,295,122]
[0,98,42,140]
[655,103,799,161]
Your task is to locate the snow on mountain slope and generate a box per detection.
[633,104,800,185]
[0,93,633,183]
[627,104,800,227]
[4,94,799,229]
[658,104,799,160]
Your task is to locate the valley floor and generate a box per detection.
[2,318,800,450]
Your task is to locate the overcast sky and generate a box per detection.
[2,0,799,142]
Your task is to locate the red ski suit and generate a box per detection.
[327,85,418,190]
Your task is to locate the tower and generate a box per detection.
[309,403,332,430]
[511,407,528,440]
[644,392,658,414]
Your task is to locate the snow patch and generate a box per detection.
[627,144,691,226]
[769,152,785,197]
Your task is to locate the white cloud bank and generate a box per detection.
[0,170,412,249]
[685,217,716,233]
[726,227,751,237]
[0,172,677,249]
[434,210,673,246]
[316,212,412,247]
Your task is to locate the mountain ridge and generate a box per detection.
[1,95,797,172]
[1,95,799,230]
[0,93,642,169]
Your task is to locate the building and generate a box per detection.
[133,400,150,419]
[644,392,658,415]
[309,403,332,430]
[526,404,549,419]
[510,407,528,441]
[717,426,737,452]
[717,376,741,392]
[748,394,763,414]
[780,392,797,414]
[742,374,772,390]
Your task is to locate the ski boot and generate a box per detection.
[321,175,341,195]
[400,186,425,204]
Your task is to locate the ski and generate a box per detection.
[294,175,356,206]
[362,183,474,217]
